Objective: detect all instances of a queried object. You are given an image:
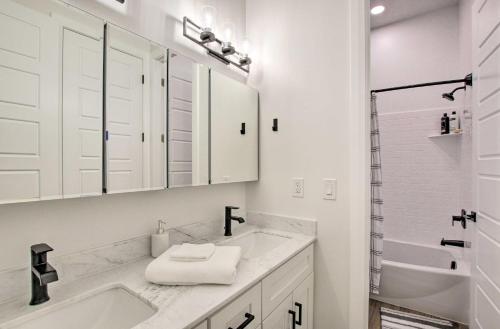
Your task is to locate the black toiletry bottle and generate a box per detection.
[441,113,450,135]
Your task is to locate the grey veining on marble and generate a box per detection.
[246,211,317,236]
[0,213,314,306]
[0,227,315,329]
[0,235,150,305]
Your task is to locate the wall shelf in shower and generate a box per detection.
[428,132,463,138]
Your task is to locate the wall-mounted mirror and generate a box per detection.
[0,0,104,204]
[0,0,259,205]
[210,70,259,184]
[104,24,167,194]
[167,51,209,187]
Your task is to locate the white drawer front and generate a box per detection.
[210,283,262,329]
[193,320,208,329]
[262,245,314,318]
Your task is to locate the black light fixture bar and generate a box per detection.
[183,17,251,73]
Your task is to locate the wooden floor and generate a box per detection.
[369,299,469,329]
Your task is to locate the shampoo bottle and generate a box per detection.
[450,111,458,134]
[441,113,450,135]
[151,220,170,257]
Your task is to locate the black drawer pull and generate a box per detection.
[295,302,303,325]
[289,310,297,329]
[228,313,255,329]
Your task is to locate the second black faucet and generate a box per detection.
[224,206,245,236]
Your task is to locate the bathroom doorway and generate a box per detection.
[368,1,500,328]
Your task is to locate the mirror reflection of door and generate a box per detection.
[210,70,259,184]
[167,51,209,188]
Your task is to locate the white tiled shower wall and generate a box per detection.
[372,1,474,249]
[378,107,472,246]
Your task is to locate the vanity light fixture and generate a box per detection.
[183,16,252,73]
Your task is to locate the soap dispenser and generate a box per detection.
[151,220,170,257]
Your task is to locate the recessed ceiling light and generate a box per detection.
[371,5,385,15]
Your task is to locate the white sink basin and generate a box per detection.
[221,232,290,259]
[3,286,156,329]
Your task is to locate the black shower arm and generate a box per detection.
[371,73,472,94]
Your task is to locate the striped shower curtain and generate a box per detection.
[370,93,384,294]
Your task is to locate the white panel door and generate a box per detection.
[210,70,259,184]
[63,29,103,198]
[148,48,166,190]
[0,0,60,204]
[262,294,293,329]
[168,52,194,187]
[471,1,500,328]
[292,274,314,329]
[106,47,143,193]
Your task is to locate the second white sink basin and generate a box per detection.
[221,232,290,259]
[2,286,156,329]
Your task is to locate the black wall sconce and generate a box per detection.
[183,17,251,73]
[272,118,278,131]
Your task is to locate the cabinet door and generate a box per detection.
[148,46,166,190]
[292,274,314,329]
[210,70,258,184]
[210,283,262,329]
[105,27,144,193]
[192,320,208,329]
[0,0,60,204]
[62,28,103,197]
[262,245,314,318]
[262,294,293,329]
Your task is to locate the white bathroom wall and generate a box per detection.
[245,0,361,328]
[371,3,473,246]
[0,0,248,271]
[371,5,463,113]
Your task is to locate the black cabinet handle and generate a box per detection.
[289,310,297,329]
[240,122,246,135]
[228,313,255,329]
[295,302,303,325]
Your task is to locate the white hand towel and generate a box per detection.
[145,245,242,285]
[169,243,216,262]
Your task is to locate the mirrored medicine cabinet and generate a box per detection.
[0,0,259,205]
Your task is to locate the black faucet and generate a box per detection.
[224,206,245,236]
[452,209,477,229]
[440,239,471,248]
[30,243,58,305]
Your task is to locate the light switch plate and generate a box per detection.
[323,179,337,200]
[292,178,304,198]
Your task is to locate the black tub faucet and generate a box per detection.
[30,243,58,305]
[224,206,245,236]
[440,239,471,248]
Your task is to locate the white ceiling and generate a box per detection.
[371,0,459,29]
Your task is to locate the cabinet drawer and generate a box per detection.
[262,244,313,318]
[210,283,262,329]
[192,320,208,329]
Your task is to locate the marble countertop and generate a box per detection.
[0,226,315,329]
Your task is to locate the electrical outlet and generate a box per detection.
[292,178,304,198]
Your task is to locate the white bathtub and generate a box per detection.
[371,239,470,324]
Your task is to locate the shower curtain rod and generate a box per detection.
[371,73,472,94]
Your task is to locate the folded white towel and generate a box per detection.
[145,245,242,285]
[169,243,216,262]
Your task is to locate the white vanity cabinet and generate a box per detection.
[206,245,314,329]
[192,320,208,329]
[210,283,262,329]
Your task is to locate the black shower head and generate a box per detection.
[442,92,455,101]
[442,86,466,102]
